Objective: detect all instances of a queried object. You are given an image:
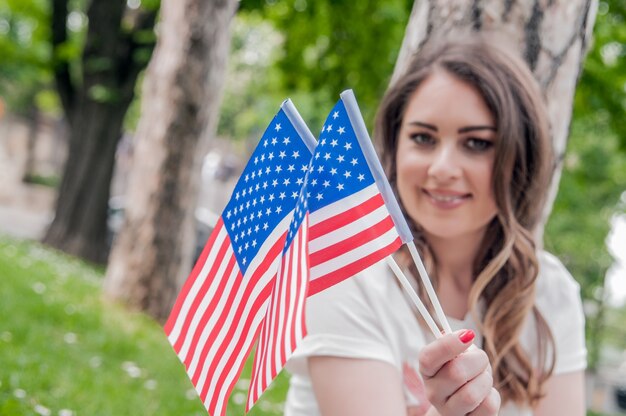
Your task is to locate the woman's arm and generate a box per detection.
[308,356,408,416]
[534,371,585,416]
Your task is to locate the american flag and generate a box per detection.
[246,90,414,410]
[247,183,310,411]
[307,89,413,295]
[163,99,316,416]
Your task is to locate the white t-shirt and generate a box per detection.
[285,251,587,415]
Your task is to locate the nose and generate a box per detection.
[427,143,462,182]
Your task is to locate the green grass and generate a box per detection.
[0,235,289,416]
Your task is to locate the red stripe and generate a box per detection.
[181,252,238,367]
[205,277,275,414]
[190,234,285,382]
[173,231,233,353]
[165,219,224,334]
[309,216,395,266]
[308,237,402,296]
[309,193,384,240]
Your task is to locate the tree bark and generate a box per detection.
[103,0,239,322]
[43,0,157,263]
[393,0,598,240]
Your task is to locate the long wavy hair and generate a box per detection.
[375,35,556,406]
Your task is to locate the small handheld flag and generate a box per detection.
[163,99,315,416]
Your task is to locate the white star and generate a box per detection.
[235,192,240,200]
[320,138,326,146]
[311,179,318,186]
[338,126,346,134]
[324,153,331,160]
[330,139,338,147]
[296,177,304,185]
[275,166,282,173]
[292,191,299,198]
[263,223,269,230]
[266,208,272,215]
[351,158,358,166]
[279,151,286,159]
[337,183,344,191]
[263,139,268,147]
[272,179,278,187]
[343,171,351,178]
[252,240,257,248]
[301,164,309,172]
[332,111,339,119]
[326,124,333,132]
[357,173,365,181]
[269,194,275,201]
[262,182,268,190]
[323,180,330,188]
[337,155,345,163]
[271,137,278,145]
[275,123,282,131]
[283,137,291,145]
[344,142,352,150]
[316,193,323,201]
[276,206,283,214]
[226,210,232,219]
[292,150,300,158]
[330,167,338,175]
[283,178,291,186]
[268,152,274,160]
[287,165,295,172]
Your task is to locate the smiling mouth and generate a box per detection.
[423,190,471,203]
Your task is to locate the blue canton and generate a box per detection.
[222,109,313,274]
[307,100,375,213]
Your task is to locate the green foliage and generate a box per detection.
[575,0,626,150]
[0,235,288,415]
[544,118,626,369]
[237,0,411,131]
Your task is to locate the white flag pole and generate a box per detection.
[385,256,442,339]
[407,241,452,334]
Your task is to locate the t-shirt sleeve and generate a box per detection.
[537,252,588,375]
[286,265,398,376]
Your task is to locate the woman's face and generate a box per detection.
[395,70,498,242]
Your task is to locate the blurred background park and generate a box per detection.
[0,0,625,415]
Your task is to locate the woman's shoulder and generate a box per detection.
[535,250,582,306]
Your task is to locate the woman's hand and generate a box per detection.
[419,329,500,416]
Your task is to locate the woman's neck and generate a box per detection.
[425,230,486,320]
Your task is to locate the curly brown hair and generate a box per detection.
[375,34,556,406]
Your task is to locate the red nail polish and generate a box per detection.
[459,330,475,344]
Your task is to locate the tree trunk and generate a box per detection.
[103,0,239,322]
[393,0,598,240]
[43,0,157,263]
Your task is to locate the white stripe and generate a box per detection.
[310,226,400,279]
[293,222,309,344]
[309,184,378,223]
[176,244,238,362]
[206,298,270,416]
[167,224,228,345]
[308,203,389,252]
[187,214,291,381]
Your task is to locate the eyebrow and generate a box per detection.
[407,121,496,133]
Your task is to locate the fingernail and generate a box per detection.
[459,329,475,344]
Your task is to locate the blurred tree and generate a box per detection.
[103,0,239,321]
[41,0,159,264]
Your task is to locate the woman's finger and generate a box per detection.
[468,387,501,416]
[423,347,490,403]
[442,369,493,415]
[419,329,475,378]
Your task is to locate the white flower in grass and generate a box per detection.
[58,409,74,416]
[185,388,198,400]
[89,356,102,368]
[13,388,26,399]
[122,361,142,378]
[144,379,157,390]
[1,331,12,342]
[232,392,246,405]
[34,404,51,415]
[63,333,77,344]
[32,282,46,294]
[235,379,250,390]
[64,304,76,315]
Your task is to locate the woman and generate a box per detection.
[285,35,586,415]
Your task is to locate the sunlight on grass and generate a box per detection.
[0,235,288,415]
